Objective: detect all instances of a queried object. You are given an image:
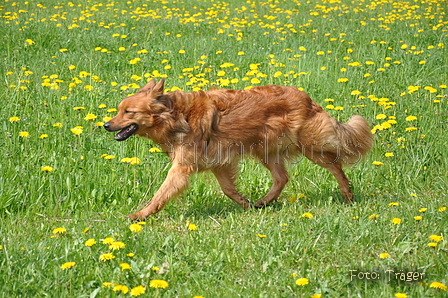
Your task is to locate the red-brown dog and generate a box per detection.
[104,79,373,220]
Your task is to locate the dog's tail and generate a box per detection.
[335,115,374,165]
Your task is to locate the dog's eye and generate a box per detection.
[124,110,134,114]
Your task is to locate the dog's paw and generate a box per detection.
[128,212,145,221]
[253,202,268,209]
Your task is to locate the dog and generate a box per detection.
[104,78,373,220]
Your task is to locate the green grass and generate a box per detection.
[1,0,447,297]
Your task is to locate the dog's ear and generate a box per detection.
[150,78,165,99]
[139,78,157,93]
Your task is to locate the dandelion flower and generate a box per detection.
[438,206,446,212]
[113,285,129,294]
[394,293,407,298]
[52,227,67,234]
[130,285,146,296]
[85,239,96,247]
[385,152,394,157]
[99,253,115,262]
[152,266,160,272]
[109,241,126,251]
[70,127,83,135]
[301,212,314,219]
[188,224,198,231]
[127,253,135,257]
[380,252,390,259]
[41,166,54,172]
[429,282,447,291]
[428,242,438,247]
[149,279,169,289]
[149,147,161,153]
[40,134,49,139]
[376,114,387,120]
[295,278,309,286]
[388,202,399,207]
[391,218,402,225]
[84,113,97,121]
[405,115,417,121]
[256,234,267,238]
[414,216,422,221]
[368,214,379,220]
[429,235,443,242]
[19,131,30,138]
[102,237,115,245]
[405,127,418,132]
[372,161,383,166]
[311,294,322,298]
[60,262,76,270]
[129,223,143,233]
[9,116,20,122]
[120,262,131,271]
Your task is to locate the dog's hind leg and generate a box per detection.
[254,157,289,208]
[212,165,252,210]
[304,151,353,203]
[128,164,192,220]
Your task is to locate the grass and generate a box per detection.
[1,0,447,297]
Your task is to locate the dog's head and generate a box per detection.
[104,78,170,141]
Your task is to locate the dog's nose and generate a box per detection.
[103,122,111,131]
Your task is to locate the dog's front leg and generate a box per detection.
[128,164,192,220]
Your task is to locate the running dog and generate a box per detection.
[104,79,373,220]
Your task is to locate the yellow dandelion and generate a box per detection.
[388,202,399,207]
[391,218,402,225]
[99,253,115,262]
[256,234,267,238]
[405,115,417,121]
[379,252,390,259]
[394,293,407,298]
[311,294,322,298]
[188,224,198,231]
[112,285,129,294]
[52,227,67,234]
[368,214,379,220]
[372,161,384,166]
[109,241,126,251]
[295,278,309,286]
[149,147,161,153]
[19,131,30,138]
[149,279,169,289]
[129,223,143,233]
[84,113,97,121]
[414,216,423,221]
[39,134,49,139]
[130,285,146,296]
[9,116,20,122]
[85,239,96,247]
[385,152,394,157]
[120,262,132,271]
[428,242,438,247]
[301,212,314,219]
[60,262,76,270]
[41,166,54,172]
[70,127,83,135]
[429,235,443,242]
[438,206,446,212]
[102,237,115,245]
[429,282,447,291]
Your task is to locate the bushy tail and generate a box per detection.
[337,115,374,165]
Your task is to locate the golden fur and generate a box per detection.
[104,78,373,220]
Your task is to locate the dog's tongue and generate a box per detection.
[115,124,138,141]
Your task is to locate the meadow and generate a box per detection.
[1,0,447,297]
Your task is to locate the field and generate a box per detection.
[1,0,447,297]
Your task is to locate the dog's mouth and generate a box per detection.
[115,124,138,141]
